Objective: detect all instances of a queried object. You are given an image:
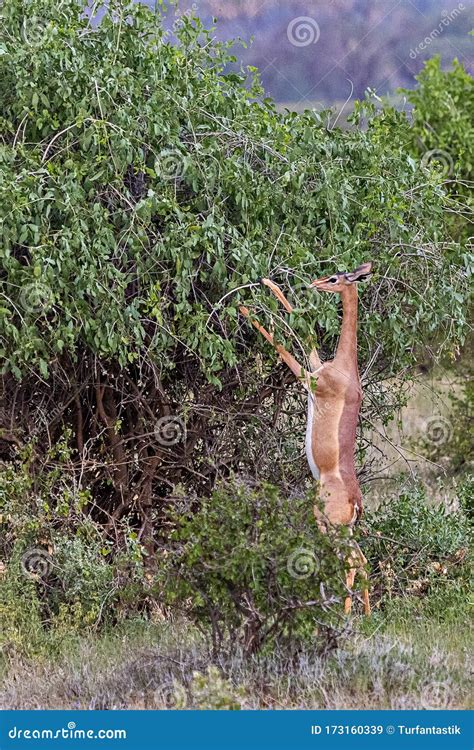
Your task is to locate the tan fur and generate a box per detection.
[239,263,373,615]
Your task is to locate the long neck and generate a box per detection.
[335,286,359,368]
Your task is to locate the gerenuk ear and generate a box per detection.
[345,262,373,283]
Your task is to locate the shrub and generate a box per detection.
[400,56,473,231]
[0,0,470,545]
[190,667,246,710]
[366,56,473,247]
[155,480,354,655]
[363,482,471,604]
[0,439,147,656]
[457,474,474,522]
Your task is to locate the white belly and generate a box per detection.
[305,393,320,480]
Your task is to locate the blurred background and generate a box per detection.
[171,0,473,108]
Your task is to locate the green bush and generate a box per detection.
[155,480,354,655]
[0,440,147,656]
[0,0,471,543]
[457,474,474,522]
[400,57,473,206]
[363,482,472,604]
[190,667,246,710]
[376,56,473,247]
[0,3,468,379]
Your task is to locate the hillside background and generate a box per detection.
[166,0,473,106]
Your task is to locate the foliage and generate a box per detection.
[0,2,468,377]
[0,0,470,542]
[363,481,472,603]
[190,666,246,709]
[399,56,474,244]
[354,57,473,252]
[155,480,353,654]
[457,474,474,522]
[445,378,473,472]
[0,440,147,655]
[400,57,473,180]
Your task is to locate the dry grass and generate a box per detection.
[1,604,471,710]
[364,369,467,507]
